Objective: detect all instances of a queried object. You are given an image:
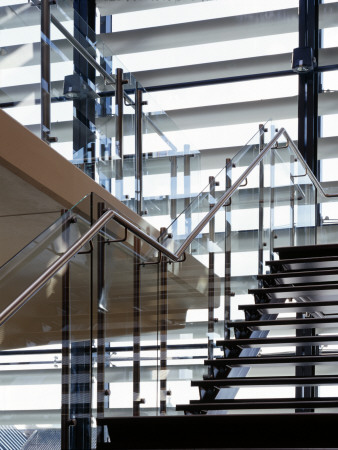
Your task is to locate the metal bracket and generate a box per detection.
[291,167,308,179]
[172,252,186,263]
[239,178,248,187]
[140,252,163,266]
[272,140,289,149]
[103,227,128,244]
[77,240,94,255]
[223,198,231,207]
[46,135,58,144]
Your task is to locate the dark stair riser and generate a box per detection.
[239,299,338,317]
[176,244,338,416]
[266,256,338,272]
[205,354,338,368]
[217,335,338,349]
[258,268,338,286]
[177,397,338,412]
[193,375,338,389]
[228,317,338,336]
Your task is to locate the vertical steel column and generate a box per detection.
[224,159,232,340]
[70,4,95,447]
[208,176,216,375]
[61,209,70,450]
[170,156,178,234]
[135,84,146,216]
[184,151,192,236]
[96,202,108,444]
[99,15,112,192]
[41,0,51,143]
[290,156,296,247]
[296,0,319,404]
[270,146,276,259]
[159,228,168,415]
[115,68,126,200]
[73,0,96,179]
[298,0,319,176]
[258,125,266,281]
[133,236,141,416]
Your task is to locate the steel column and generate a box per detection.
[96,202,109,444]
[170,156,178,233]
[224,159,232,340]
[297,0,319,176]
[159,228,168,415]
[61,210,70,450]
[133,236,141,416]
[135,85,145,216]
[115,68,126,200]
[258,124,266,280]
[208,176,216,375]
[184,151,192,236]
[41,0,51,143]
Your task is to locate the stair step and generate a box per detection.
[266,255,338,272]
[176,397,338,412]
[192,375,338,388]
[97,414,338,448]
[227,316,338,330]
[258,268,338,285]
[217,335,338,349]
[205,354,338,368]
[249,283,338,300]
[239,300,338,314]
[275,243,338,259]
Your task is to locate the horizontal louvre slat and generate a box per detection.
[98,3,338,56]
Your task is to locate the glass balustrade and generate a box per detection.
[1,127,338,446]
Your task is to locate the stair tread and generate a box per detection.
[177,397,338,411]
[265,255,338,271]
[274,243,338,259]
[217,335,338,348]
[205,354,338,367]
[192,375,338,387]
[227,316,338,329]
[258,268,338,284]
[238,299,338,314]
[248,283,338,298]
[259,268,338,278]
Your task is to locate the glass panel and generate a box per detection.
[0,196,94,448]
[161,121,273,254]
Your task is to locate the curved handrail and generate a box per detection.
[2,128,338,326]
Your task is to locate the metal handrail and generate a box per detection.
[50,14,116,87]
[285,129,338,198]
[2,128,338,326]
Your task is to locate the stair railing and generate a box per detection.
[2,127,338,328]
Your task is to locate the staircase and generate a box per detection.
[177,243,338,415]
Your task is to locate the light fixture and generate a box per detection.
[63,73,97,99]
[291,47,316,73]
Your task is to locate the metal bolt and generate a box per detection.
[166,390,172,396]
[67,419,77,427]
[104,389,111,396]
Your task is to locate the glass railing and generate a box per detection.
[0,1,201,225]
[159,121,274,254]
[2,128,338,447]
